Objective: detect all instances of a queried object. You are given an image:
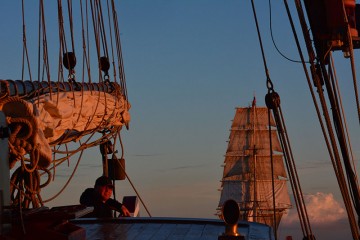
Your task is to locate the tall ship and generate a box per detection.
[1,0,360,239]
[0,1,275,240]
[218,98,291,230]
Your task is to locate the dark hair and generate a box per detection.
[94,176,114,188]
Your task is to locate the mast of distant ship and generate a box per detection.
[251,96,257,222]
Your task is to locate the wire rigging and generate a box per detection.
[250,0,315,239]
[6,0,136,213]
[288,0,360,238]
[268,0,304,63]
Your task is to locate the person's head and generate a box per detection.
[94,176,114,202]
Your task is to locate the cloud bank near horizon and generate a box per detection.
[282,192,346,225]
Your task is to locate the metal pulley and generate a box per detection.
[63,52,77,70]
[99,56,110,73]
[265,91,281,110]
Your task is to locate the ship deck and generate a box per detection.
[70,217,274,240]
[1,205,274,240]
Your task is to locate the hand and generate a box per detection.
[121,205,131,217]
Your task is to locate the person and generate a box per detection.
[80,175,131,218]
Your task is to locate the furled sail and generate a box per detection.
[218,99,291,229]
[0,1,131,209]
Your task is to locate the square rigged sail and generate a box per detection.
[218,102,291,229]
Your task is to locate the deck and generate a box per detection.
[1,205,274,240]
[71,217,274,240]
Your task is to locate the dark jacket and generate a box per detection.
[80,188,123,218]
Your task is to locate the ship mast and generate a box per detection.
[252,97,257,223]
[217,98,291,230]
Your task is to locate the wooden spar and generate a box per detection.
[0,111,10,206]
[0,80,121,99]
[303,0,360,62]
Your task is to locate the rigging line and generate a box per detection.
[95,0,108,61]
[277,105,313,238]
[106,0,117,84]
[58,0,74,88]
[268,0,304,63]
[291,0,359,237]
[289,0,350,212]
[117,131,152,217]
[288,0,342,197]
[67,0,76,53]
[43,132,115,175]
[19,190,26,234]
[269,98,312,239]
[329,53,358,181]
[21,0,32,82]
[114,154,152,217]
[250,0,270,82]
[259,0,315,236]
[94,1,106,57]
[340,2,360,124]
[89,0,104,82]
[349,49,360,124]
[57,47,65,84]
[318,62,360,237]
[65,142,70,167]
[52,147,56,181]
[79,0,93,85]
[319,60,360,221]
[86,0,92,84]
[267,108,277,238]
[111,0,128,99]
[57,0,69,56]
[40,1,52,96]
[249,0,279,229]
[43,146,85,203]
[96,0,110,58]
[34,1,43,104]
[37,1,42,84]
[328,54,357,182]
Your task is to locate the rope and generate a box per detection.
[43,147,84,203]
[267,93,314,239]
[251,1,316,238]
[250,1,279,237]
[67,0,76,54]
[268,0,304,64]
[329,54,358,179]
[10,166,44,208]
[117,132,151,217]
[267,107,277,233]
[110,0,128,99]
[290,0,360,238]
[21,0,33,82]
[106,0,117,85]
[340,2,360,124]
[6,0,130,214]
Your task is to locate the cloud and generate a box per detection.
[282,192,346,225]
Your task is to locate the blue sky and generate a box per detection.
[1,1,359,239]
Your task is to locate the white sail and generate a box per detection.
[218,100,291,229]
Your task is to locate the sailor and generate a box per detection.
[80,175,131,217]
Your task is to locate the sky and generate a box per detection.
[1,1,360,240]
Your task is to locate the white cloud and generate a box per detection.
[282,192,347,225]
